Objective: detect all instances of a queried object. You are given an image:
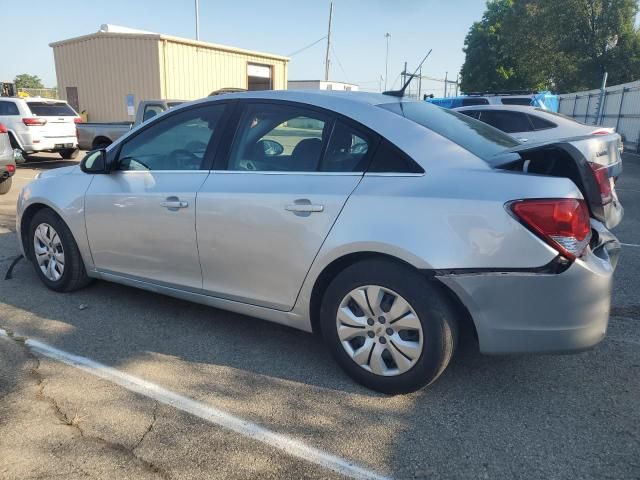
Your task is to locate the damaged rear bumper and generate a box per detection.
[437,225,620,354]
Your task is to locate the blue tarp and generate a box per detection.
[425,92,560,112]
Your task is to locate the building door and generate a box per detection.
[247,63,272,90]
[66,87,79,112]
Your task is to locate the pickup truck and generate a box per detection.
[77,99,185,150]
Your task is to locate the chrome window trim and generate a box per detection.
[210,170,364,176]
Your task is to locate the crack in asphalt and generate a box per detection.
[133,401,160,452]
[2,328,171,480]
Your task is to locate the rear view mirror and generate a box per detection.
[80,149,108,174]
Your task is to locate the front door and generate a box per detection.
[196,101,375,310]
[85,103,228,289]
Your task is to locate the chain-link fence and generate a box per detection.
[558,80,640,152]
[16,88,59,99]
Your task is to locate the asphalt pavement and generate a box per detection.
[0,152,638,480]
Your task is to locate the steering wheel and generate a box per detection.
[168,149,200,170]
[185,140,208,152]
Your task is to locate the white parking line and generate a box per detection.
[621,243,640,248]
[0,329,388,480]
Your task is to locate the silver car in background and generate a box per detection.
[454,104,623,144]
[16,91,622,393]
[0,123,16,194]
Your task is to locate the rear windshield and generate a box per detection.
[27,102,76,116]
[500,97,533,106]
[379,101,519,160]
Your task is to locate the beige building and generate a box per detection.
[50,25,289,121]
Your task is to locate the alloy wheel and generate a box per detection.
[33,223,65,281]
[336,285,423,376]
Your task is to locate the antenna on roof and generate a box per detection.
[383,49,432,97]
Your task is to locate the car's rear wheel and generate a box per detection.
[0,177,11,195]
[320,259,458,394]
[28,209,91,292]
[60,148,80,160]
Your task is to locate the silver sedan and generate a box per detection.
[16,91,623,393]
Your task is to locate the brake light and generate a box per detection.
[0,123,7,134]
[22,117,47,126]
[510,199,591,260]
[6,164,15,173]
[589,162,613,205]
[591,129,611,135]
[74,117,83,124]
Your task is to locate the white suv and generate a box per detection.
[0,97,80,159]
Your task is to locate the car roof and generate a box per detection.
[23,97,69,103]
[199,89,409,108]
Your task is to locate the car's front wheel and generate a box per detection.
[28,209,91,292]
[320,259,458,394]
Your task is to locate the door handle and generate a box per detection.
[285,204,324,213]
[160,198,189,209]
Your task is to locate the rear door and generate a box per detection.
[26,101,77,145]
[196,101,375,310]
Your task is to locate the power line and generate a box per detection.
[287,36,328,57]
[330,45,350,83]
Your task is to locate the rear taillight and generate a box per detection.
[589,162,613,205]
[510,199,591,260]
[591,128,612,135]
[74,117,83,124]
[22,117,47,126]
[6,164,15,173]
[0,123,7,134]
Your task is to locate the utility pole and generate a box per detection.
[324,2,333,81]
[195,0,200,40]
[444,71,448,97]
[384,33,391,90]
[418,66,422,99]
[455,73,459,96]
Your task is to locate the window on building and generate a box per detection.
[247,63,272,91]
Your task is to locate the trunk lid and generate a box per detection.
[491,133,623,229]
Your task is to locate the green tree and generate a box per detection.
[13,73,44,89]
[460,0,640,93]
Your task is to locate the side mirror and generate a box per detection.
[80,149,108,174]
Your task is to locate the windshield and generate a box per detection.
[27,102,76,116]
[379,101,519,160]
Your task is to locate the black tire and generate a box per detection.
[0,177,11,195]
[60,148,80,160]
[320,259,458,394]
[28,208,92,292]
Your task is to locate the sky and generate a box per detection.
[1,0,487,96]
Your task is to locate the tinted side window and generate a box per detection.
[501,97,533,106]
[0,101,19,115]
[462,98,489,106]
[367,139,423,174]
[227,103,330,172]
[118,104,226,171]
[320,121,372,172]
[477,111,533,133]
[528,114,556,130]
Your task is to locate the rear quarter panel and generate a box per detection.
[293,166,584,319]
